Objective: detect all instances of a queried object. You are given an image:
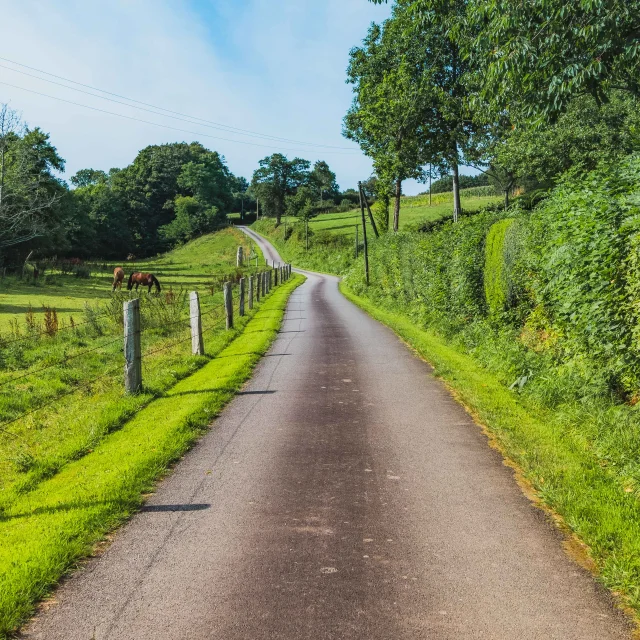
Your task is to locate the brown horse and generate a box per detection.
[112,267,125,291]
[127,272,161,293]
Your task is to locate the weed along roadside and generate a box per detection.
[0,270,302,638]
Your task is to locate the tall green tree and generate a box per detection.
[466,0,640,120]
[250,154,310,225]
[344,19,431,230]
[309,160,338,203]
[111,142,233,255]
[0,105,67,253]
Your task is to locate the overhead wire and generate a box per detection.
[0,59,355,151]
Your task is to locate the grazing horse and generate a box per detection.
[127,272,161,293]
[112,267,125,291]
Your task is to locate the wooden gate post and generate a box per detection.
[189,291,204,355]
[123,298,142,393]
[239,278,245,317]
[224,282,233,329]
[248,275,254,310]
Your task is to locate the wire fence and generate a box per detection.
[0,264,292,440]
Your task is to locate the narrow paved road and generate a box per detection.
[25,229,631,639]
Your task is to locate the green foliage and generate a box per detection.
[466,0,640,119]
[529,157,640,393]
[490,92,640,191]
[159,196,223,245]
[250,154,310,224]
[343,154,640,400]
[0,105,68,254]
[484,218,515,315]
[309,160,338,202]
[110,142,234,256]
[429,173,489,194]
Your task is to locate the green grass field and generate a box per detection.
[0,227,261,332]
[237,189,501,239]
[303,191,501,236]
[0,272,303,637]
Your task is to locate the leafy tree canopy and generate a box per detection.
[251,153,310,224]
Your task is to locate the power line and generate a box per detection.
[0,81,358,156]
[0,57,356,152]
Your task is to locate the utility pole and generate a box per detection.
[357,182,370,286]
[359,184,379,238]
[355,224,359,258]
[305,218,309,250]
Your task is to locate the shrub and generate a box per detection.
[484,219,515,315]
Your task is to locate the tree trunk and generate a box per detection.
[504,189,510,209]
[385,197,390,231]
[452,161,461,223]
[393,178,402,232]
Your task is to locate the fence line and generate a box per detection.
[0,262,293,435]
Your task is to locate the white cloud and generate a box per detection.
[0,0,434,195]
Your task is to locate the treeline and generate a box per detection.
[0,103,356,264]
[0,105,251,263]
[427,173,488,195]
[249,153,360,225]
[344,0,640,228]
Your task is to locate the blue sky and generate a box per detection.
[0,0,445,195]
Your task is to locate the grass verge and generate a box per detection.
[340,282,640,627]
[0,273,304,638]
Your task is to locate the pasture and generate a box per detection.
[0,227,263,509]
[247,189,502,238]
[0,227,259,332]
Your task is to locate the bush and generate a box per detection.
[484,219,515,315]
[345,153,640,400]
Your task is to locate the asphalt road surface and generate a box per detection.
[23,228,632,639]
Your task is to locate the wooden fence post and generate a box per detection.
[236,246,244,267]
[248,275,254,310]
[256,273,261,302]
[358,181,370,286]
[239,277,245,317]
[274,267,279,287]
[189,291,204,355]
[123,298,142,393]
[224,282,233,329]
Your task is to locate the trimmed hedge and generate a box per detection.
[484,218,515,315]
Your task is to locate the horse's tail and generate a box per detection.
[127,273,135,290]
[151,275,161,292]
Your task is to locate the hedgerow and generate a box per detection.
[345,154,640,402]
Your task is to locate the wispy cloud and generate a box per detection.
[0,0,433,194]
